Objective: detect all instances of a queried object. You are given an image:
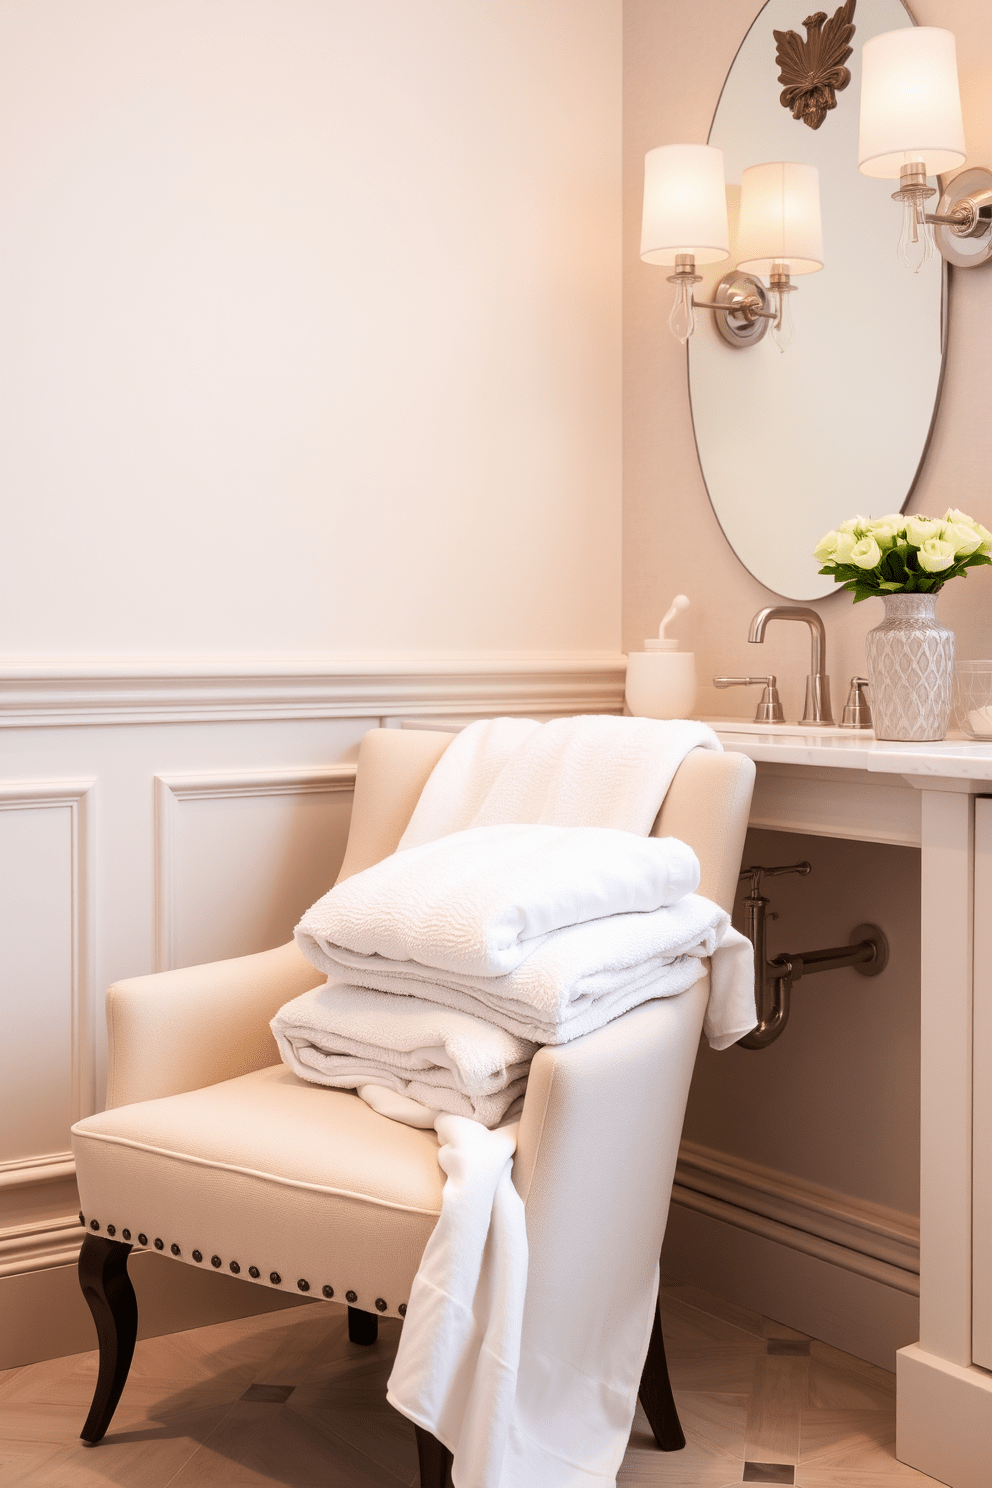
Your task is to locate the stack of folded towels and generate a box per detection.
[270,716,755,1488]
[272,748,754,1128]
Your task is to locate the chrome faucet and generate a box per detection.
[748,606,833,725]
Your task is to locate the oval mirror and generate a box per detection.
[688,0,945,602]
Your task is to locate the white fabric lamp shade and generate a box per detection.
[735,162,823,276]
[858,27,966,179]
[640,144,730,266]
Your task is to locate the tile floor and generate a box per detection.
[0,1275,941,1486]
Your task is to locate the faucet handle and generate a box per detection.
[712,674,785,724]
[840,676,872,730]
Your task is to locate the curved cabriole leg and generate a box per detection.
[78,1234,138,1444]
[348,1305,378,1345]
[638,1298,685,1451]
[415,1424,453,1488]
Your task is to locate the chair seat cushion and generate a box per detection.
[71,1064,443,1317]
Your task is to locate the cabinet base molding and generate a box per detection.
[897,1344,992,1488]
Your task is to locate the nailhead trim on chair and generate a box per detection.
[80,1220,408,1317]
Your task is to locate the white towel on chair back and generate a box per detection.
[398,714,721,848]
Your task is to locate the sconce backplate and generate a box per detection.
[713,272,770,348]
[934,167,992,269]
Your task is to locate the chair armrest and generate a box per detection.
[105,940,324,1109]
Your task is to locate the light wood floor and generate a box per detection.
[0,1274,941,1487]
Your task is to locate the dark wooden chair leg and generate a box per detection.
[415,1424,453,1488]
[78,1234,138,1444]
[638,1297,685,1451]
[348,1305,379,1345]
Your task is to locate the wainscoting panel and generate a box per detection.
[154,766,357,971]
[0,779,96,1162]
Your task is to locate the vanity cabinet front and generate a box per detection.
[973,797,992,1373]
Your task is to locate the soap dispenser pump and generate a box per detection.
[624,595,698,719]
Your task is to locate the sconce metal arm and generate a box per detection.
[691,294,776,321]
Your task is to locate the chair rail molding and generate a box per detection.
[0,778,97,1126]
[153,765,358,972]
[0,654,627,728]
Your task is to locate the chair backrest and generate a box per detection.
[336,727,754,914]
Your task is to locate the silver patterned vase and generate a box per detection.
[865,593,955,741]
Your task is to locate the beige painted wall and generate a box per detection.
[624,0,992,708]
[0,0,622,658]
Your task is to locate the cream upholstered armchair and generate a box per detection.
[71,727,755,1484]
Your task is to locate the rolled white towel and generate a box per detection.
[296,822,700,980]
[271,983,538,1128]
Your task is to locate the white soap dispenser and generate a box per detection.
[624,595,698,719]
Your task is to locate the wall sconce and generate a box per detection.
[735,162,823,351]
[640,146,823,350]
[858,27,992,271]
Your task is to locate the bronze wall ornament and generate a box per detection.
[774,0,856,130]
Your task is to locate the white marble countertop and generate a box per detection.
[705,718,992,782]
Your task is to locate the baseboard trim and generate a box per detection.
[0,654,627,727]
[663,1203,919,1370]
[673,1140,920,1296]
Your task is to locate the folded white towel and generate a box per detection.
[271,984,537,1127]
[296,822,700,979]
[294,819,751,1050]
[315,896,751,1049]
[399,714,721,849]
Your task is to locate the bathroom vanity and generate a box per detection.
[707,721,992,1488]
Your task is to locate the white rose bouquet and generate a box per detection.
[813,510,992,603]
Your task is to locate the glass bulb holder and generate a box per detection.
[767,268,797,352]
[666,253,702,345]
[892,163,937,272]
